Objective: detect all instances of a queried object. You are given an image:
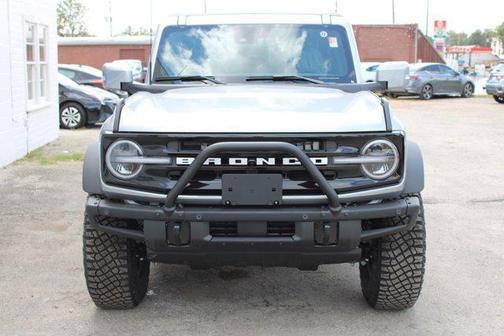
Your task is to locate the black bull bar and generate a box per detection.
[163,141,342,213]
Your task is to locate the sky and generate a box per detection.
[80,0,504,37]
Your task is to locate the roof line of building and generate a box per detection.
[59,36,152,46]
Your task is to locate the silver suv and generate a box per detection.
[82,14,426,310]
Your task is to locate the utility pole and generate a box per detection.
[392,0,396,24]
[107,0,113,37]
[425,0,430,36]
[204,0,207,14]
[335,0,338,13]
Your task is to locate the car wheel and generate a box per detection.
[60,102,86,129]
[420,84,433,100]
[462,83,474,98]
[494,95,504,104]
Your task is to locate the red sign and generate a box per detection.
[434,20,447,33]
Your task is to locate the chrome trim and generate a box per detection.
[332,156,391,165]
[112,156,172,165]
[114,155,388,166]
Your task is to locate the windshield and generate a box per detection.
[153,24,356,83]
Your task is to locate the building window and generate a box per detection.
[26,22,49,107]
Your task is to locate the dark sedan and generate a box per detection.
[58,74,119,129]
[404,63,475,100]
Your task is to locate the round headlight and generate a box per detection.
[105,140,143,179]
[360,139,399,180]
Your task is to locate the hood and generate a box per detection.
[119,85,386,133]
[80,85,119,102]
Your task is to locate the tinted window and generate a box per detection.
[154,24,356,83]
[59,68,77,80]
[76,70,101,81]
[422,65,441,73]
[439,65,457,75]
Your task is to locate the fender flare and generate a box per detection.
[82,142,103,195]
[404,140,424,194]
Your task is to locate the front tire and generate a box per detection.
[420,84,433,100]
[462,83,474,98]
[359,195,426,310]
[60,102,86,129]
[494,95,504,104]
[83,214,150,309]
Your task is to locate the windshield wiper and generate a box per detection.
[246,75,324,85]
[155,75,224,84]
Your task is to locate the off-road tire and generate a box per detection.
[359,194,426,310]
[494,95,504,104]
[83,214,150,309]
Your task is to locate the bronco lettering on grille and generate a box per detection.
[175,157,328,166]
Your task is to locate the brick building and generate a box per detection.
[58,36,152,70]
[353,24,443,63]
[0,0,59,167]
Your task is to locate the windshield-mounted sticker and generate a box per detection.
[320,31,328,38]
[328,36,338,48]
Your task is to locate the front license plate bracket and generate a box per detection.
[222,174,283,206]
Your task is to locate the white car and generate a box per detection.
[361,62,382,82]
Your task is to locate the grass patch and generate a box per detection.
[20,147,84,165]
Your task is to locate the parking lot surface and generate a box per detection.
[0,97,503,336]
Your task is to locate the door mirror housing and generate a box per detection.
[102,62,133,91]
[376,61,409,92]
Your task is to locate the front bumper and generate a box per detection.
[86,195,420,267]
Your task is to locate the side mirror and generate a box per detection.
[102,62,133,91]
[376,61,409,92]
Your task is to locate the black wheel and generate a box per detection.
[462,83,474,98]
[359,194,426,310]
[60,102,86,129]
[83,214,150,309]
[420,84,433,100]
[494,95,504,104]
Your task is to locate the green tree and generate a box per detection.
[467,29,492,47]
[122,26,152,36]
[446,30,468,46]
[57,0,90,37]
[495,22,504,45]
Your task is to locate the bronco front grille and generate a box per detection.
[101,133,404,195]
